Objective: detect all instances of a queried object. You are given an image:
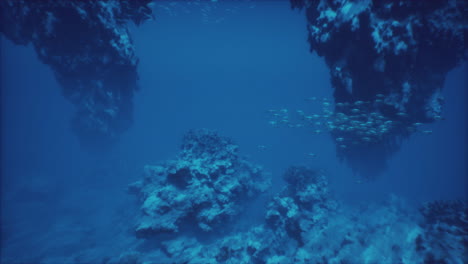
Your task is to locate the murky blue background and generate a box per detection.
[1,1,466,261]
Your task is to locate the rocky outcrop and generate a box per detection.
[128,129,270,237]
[147,166,459,264]
[291,0,467,177]
[266,166,336,246]
[417,200,468,263]
[0,0,153,148]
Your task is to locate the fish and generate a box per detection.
[354,179,364,184]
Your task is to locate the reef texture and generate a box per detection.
[417,200,468,263]
[290,0,467,177]
[125,165,468,264]
[265,166,337,247]
[0,0,153,147]
[157,166,337,264]
[10,133,463,264]
[128,129,270,237]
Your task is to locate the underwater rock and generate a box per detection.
[266,166,336,246]
[156,166,337,263]
[0,0,153,148]
[417,200,468,263]
[296,195,424,264]
[159,227,278,264]
[128,164,468,264]
[129,129,270,237]
[291,0,467,177]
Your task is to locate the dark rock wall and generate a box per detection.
[291,0,467,177]
[0,0,153,148]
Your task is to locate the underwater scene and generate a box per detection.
[1,0,467,263]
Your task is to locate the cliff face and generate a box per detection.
[0,0,153,148]
[291,0,467,177]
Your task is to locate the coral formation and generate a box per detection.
[132,165,461,264]
[265,166,336,246]
[152,166,336,264]
[128,129,270,237]
[0,0,153,147]
[290,0,468,177]
[417,200,468,263]
[6,131,462,263]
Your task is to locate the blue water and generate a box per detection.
[1,1,466,263]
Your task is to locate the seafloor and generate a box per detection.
[0,0,467,263]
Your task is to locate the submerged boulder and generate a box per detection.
[129,129,270,237]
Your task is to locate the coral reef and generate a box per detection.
[128,129,270,237]
[0,0,153,147]
[153,166,336,264]
[417,200,468,263]
[128,163,466,264]
[265,166,336,246]
[137,166,454,264]
[9,131,463,263]
[290,0,467,177]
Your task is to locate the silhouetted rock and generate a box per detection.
[291,0,467,177]
[0,0,153,148]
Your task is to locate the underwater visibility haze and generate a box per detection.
[1,0,467,263]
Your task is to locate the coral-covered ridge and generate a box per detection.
[123,131,467,264]
[128,129,270,237]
